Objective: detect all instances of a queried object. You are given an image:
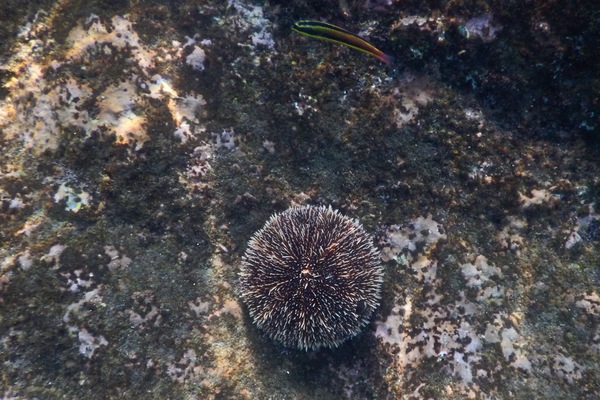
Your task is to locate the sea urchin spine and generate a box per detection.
[239,205,383,350]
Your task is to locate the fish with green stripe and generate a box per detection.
[292,20,393,65]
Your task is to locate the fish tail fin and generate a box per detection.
[379,53,394,66]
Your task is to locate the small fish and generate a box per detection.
[292,20,393,65]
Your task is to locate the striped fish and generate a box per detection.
[292,20,393,65]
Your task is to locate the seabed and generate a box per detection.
[0,0,598,399]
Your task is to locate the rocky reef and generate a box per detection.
[0,0,598,399]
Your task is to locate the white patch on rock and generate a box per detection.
[77,328,108,358]
[379,216,446,263]
[186,46,207,71]
[460,255,503,288]
[519,188,554,208]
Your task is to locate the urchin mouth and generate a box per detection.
[299,266,319,277]
[298,269,319,291]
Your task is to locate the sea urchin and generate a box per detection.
[239,205,383,350]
